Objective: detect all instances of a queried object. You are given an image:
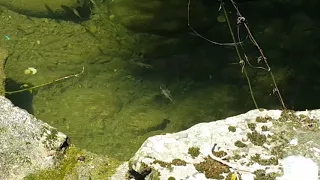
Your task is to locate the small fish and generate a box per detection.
[160,86,173,103]
[73,9,82,18]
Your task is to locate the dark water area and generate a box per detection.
[2,0,320,161]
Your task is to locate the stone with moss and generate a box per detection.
[25,145,120,180]
[0,96,120,179]
[112,109,320,180]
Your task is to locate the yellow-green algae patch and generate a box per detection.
[228,126,237,132]
[153,158,187,170]
[234,140,247,148]
[255,116,272,123]
[24,145,120,180]
[194,155,230,179]
[188,146,200,158]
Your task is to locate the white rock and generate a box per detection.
[112,109,320,180]
[281,156,318,180]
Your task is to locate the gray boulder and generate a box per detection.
[0,96,67,179]
[113,109,320,180]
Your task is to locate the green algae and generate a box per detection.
[253,169,279,180]
[261,125,269,131]
[194,156,230,179]
[247,123,257,131]
[234,140,247,148]
[255,116,272,123]
[250,154,278,166]
[153,158,187,169]
[24,145,120,180]
[228,126,237,132]
[247,131,267,146]
[188,147,200,158]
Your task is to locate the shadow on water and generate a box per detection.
[2,0,320,162]
[5,79,34,115]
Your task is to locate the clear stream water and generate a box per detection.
[3,1,319,162]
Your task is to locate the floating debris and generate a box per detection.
[24,67,37,75]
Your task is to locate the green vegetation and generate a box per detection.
[247,131,267,146]
[247,123,257,131]
[253,169,279,180]
[228,126,237,132]
[188,147,200,158]
[256,116,271,123]
[234,140,247,148]
[2,1,320,178]
[250,154,278,166]
[24,146,120,180]
[194,156,230,179]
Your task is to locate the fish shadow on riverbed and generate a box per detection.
[136,118,171,135]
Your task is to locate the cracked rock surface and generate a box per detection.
[0,96,67,180]
[113,109,320,180]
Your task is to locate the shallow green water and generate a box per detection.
[1,8,249,161]
[5,0,317,162]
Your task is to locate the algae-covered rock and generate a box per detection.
[110,0,215,34]
[24,145,121,180]
[0,96,121,179]
[114,109,320,180]
[0,96,68,179]
[0,0,87,18]
[0,48,7,95]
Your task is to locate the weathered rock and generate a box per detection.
[113,109,320,180]
[110,0,216,34]
[0,48,7,95]
[0,0,86,18]
[0,96,67,179]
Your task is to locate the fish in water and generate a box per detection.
[160,86,173,103]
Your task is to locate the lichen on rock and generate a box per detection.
[113,109,320,180]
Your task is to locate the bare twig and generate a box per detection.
[220,1,259,109]
[187,0,242,46]
[229,0,286,109]
[5,65,85,94]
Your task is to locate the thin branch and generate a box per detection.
[5,65,85,94]
[229,0,286,109]
[187,0,242,46]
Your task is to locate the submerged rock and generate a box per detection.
[0,96,68,179]
[113,109,320,180]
